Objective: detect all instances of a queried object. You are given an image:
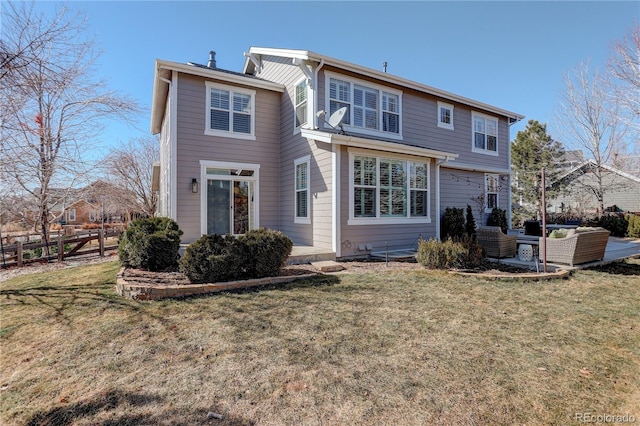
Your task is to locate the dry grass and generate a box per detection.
[1,259,639,425]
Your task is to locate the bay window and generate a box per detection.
[350,153,430,224]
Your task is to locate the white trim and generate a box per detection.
[293,77,308,135]
[442,161,510,175]
[244,47,524,123]
[294,155,311,224]
[170,70,178,220]
[332,144,341,257]
[300,128,458,161]
[324,71,403,140]
[205,81,256,140]
[347,149,432,225]
[437,101,454,130]
[471,111,499,156]
[199,160,260,236]
[68,208,76,222]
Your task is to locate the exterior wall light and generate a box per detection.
[191,178,199,193]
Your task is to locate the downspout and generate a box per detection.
[435,157,451,240]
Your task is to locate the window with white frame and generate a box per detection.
[472,112,498,154]
[485,174,499,211]
[327,73,401,137]
[68,209,76,222]
[294,156,310,223]
[351,153,430,223]
[294,79,308,129]
[205,82,255,139]
[437,101,454,130]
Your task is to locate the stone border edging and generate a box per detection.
[449,269,571,281]
[115,267,318,300]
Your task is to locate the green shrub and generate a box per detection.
[627,214,640,238]
[179,228,293,284]
[597,214,628,237]
[453,234,485,269]
[239,228,293,278]
[487,208,508,234]
[442,207,465,240]
[417,238,467,270]
[118,217,183,271]
[179,234,248,284]
[465,204,477,237]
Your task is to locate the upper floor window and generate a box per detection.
[472,112,498,155]
[437,101,454,130]
[326,72,402,139]
[350,152,430,224]
[205,82,255,140]
[294,79,308,129]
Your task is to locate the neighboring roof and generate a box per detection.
[558,159,640,184]
[151,59,285,134]
[244,47,525,124]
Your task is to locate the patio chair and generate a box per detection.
[476,226,518,258]
[524,220,542,236]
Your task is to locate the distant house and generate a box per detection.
[150,48,524,258]
[549,159,640,214]
[58,199,100,225]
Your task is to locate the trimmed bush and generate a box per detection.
[453,234,484,269]
[627,214,640,238]
[487,207,508,234]
[465,204,477,237]
[118,217,183,271]
[442,207,465,240]
[417,238,467,270]
[179,234,249,284]
[239,228,293,278]
[597,214,628,237]
[179,228,293,284]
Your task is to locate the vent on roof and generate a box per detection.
[207,51,217,69]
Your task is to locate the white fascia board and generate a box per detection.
[300,129,458,161]
[557,159,640,184]
[246,47,524,123]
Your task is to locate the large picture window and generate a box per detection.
[472,112,498,155]
[350,153,430,224]
[205,82,255,139]
[327,73,401,138]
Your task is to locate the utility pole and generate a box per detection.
[541,168,547,272]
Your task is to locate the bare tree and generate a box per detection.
[0,2,139,250]
[608,25,640,176]
[102,136,159,218]
[555,62,630,213]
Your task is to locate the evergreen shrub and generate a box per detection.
[441,207,465,240]
[627,214,640,238]
[487,207,508,234]
[239,228,293,278]
[118,217,183,271]
[597,214,628,237]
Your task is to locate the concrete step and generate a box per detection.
[311,260,344,272]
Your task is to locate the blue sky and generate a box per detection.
[22,1,639,155]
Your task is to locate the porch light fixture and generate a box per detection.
[191,178,199,193]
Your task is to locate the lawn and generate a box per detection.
[1,259,639,425]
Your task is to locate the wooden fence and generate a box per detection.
[0,229,121,268]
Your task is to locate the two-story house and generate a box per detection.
[151,48,524,258]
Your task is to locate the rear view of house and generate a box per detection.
[151,48,523,258]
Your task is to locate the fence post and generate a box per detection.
[99,229,105,257]
[17,241,23,267]
[58,236,64,262]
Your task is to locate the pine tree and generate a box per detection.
[511,120,566,221]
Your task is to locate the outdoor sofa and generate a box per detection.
[542,228,610,266]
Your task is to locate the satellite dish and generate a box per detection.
[327,107,347,129]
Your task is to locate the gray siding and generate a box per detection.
[158,93,172,218]
[257,55,335,249]
[174,73,282,243]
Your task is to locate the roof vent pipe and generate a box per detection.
[208,51,217,69]
[383,61,387,73]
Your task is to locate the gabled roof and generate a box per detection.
[243,47,525,124]
[151,59,285,134]
[558,159,640,184]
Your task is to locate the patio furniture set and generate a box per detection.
[476,223,611,267]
